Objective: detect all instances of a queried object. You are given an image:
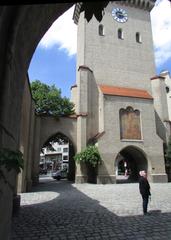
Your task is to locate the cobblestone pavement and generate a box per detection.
[10,177,171,240]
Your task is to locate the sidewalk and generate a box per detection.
[10,177,171,240]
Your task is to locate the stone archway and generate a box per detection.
[31,115,77,184]
[115,146,148,183]
[41,132,76,181]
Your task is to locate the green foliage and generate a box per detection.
[0,148,24,174]
[30,80,75,117]
[165,135,171,166]
[74,145,102,168]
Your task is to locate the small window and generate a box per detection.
[56,154,62,161]
[63,148,68,152]
[166,86,170,93]
[136,32,142,43]
[99,24,104,36]
[63,156,68,160]
[118,28,123,39]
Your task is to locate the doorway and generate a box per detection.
[115,146,148,183]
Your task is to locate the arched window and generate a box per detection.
[141,0,145,9]
[146,2,150,10]
[166,86,170,93]
[119,107,141,140]
[118,28,123,39]
[136,32,142,43]
[99,24,104,36]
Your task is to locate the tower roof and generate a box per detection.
[73,1,155,25]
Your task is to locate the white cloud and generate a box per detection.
[39,5,77,56]
[151,0,171,66]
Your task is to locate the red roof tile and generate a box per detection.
[99,85,153,100]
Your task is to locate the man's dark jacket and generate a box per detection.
[139,176,151,197]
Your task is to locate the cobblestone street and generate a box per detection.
[10,177,171,240]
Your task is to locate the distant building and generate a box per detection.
[40,142,69,171]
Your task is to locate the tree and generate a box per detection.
[165,135,171,167]
[30,80,75,117]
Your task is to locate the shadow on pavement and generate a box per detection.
[10,179,171,240]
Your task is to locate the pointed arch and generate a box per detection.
[115,145,148,183]
[41,131,76,181]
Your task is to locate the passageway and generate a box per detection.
[115,146,148,183]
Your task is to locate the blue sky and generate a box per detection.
[28,0,171,99]
[29,46,76,98]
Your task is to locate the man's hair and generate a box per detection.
[139,170,146,176]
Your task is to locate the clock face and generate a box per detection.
[112,8,128,23]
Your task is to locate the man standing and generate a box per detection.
[139,170,151,215]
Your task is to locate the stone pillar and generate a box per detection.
[148,152,168,183]
[151,76,169,121]
[18,77,32,193]
[151,76,170,142]
[26,102,36,191]
[0,169,16,240]
[75,66,90,183]
[75,116,88,183]
[97,152,116,184]
[31,116,41,185]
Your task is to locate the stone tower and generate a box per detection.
[72,1,168,183]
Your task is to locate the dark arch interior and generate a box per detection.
[41,132,76,181]
[116,146,148,183]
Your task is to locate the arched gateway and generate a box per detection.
[41,132,76,181]
[31,115,77,184]
[115,146,148,183]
